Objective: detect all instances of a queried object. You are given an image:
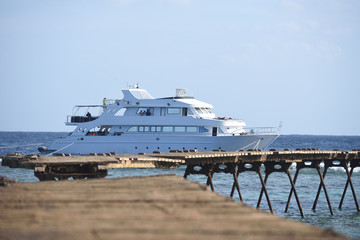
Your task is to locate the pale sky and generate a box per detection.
[1,0,359,135]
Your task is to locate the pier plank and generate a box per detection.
[0,175,348,240]
[1,150,359,181]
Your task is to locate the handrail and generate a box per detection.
[220,126,280,136]
[105,99,120,105]
[70,105,105,122]
[243,127,280,135]
[66,115,99,123]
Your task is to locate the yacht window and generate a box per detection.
[218,127,224,133]
[137,108,145,114]
[139,126,144,132]
[167,108,181,115]
[150,126,162,132]
[115,108,126,116]
[182,108,188,116]
[137,107,153,116]
[186,127,197,133]
[128,126,138,132]
[174,126,186,132]
[144,126,150,132]
[201,108,210,114]
[137,108,147,115]
[163,126,173,132]
[187,108,194,115]
[195,107,203,114]
[199,127,209,133]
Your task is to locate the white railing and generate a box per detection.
[243,127,280,135]
[220,126,280,136]
[105,99,120,105]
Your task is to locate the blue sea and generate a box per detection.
[1,132,359,239]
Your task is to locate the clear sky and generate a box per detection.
[1,0,359,135]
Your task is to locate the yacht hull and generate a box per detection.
[45,134,279,155]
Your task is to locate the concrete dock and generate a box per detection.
[0,175,348,240]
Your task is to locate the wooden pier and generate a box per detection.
[1,152,184,180]
[0,175,350,240]
[1,149,360,217]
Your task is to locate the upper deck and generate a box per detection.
[63,88,280,137]
[66,88,217,124]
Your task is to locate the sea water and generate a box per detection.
[0,132,359,239]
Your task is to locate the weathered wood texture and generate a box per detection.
[0,153,184,169]
[2,150,359,169]
[0,175,348,240]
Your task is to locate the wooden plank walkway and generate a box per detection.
[2,150,359,216]
[0,175,348,240]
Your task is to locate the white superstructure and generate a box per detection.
[40,87,280,155]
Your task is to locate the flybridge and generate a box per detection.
[125,88,155,100]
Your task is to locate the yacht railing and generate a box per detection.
[105,99,120,105]
[243,126,281,135]
[66,105,105,124]
[220,126,280,136]
[66,115,99,123]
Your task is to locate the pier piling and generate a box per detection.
[1,149,359,217]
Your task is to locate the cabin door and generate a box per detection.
[212,127,217,136]
[182,108,188,116]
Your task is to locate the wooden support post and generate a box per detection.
[232,170,243,203]
[183,166,190,179]
[183,164,215,191]
[314,166,333,215]
[285,168,299,213]
[312,166,328,211]
[230,171,239,198]
[229,164,243,202]
[256,172,273,214]
[207,172,215,191]
[339,167,353,210]
[339,165,360,212]
[286,169,305,218]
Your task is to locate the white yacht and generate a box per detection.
[39,87,280,155]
